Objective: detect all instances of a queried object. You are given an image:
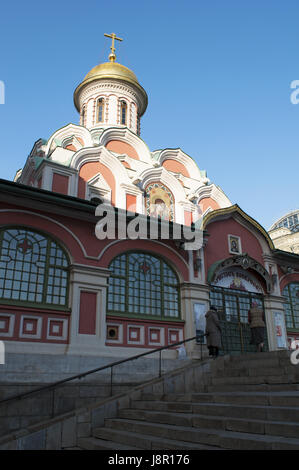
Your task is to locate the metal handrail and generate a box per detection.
[0,335,203,406]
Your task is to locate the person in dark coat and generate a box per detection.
[248,302,265,352]
[205,306,222,359]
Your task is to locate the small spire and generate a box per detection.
[104,32,123,62]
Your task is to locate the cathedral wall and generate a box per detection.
[0,198,191,354]
[52,173,69,195]
[162,159,189,177]
[78,161,115,205]
[199,197,220,213]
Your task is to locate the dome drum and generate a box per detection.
[74,62,148,135]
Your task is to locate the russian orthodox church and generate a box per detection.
[1,34,299,380]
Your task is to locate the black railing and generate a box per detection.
[0,335,204,413]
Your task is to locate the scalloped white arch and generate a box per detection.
[70,146,131,185]
[139,167,187,202]
[158,148,203,181]
[70,146,139,208]
[45,124,93,156]
[195,183,232,209]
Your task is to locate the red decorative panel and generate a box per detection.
[0,306,69,343]
[48,320,63,337]
[128,326,141,342]
[184,211,192,226]
[126,194,137,213]
[52,173,69,195]
[149,328,161,344]
[106,315,184,349]
[168,329,180,344]
[0,316,10,334]
[22,317,38,336]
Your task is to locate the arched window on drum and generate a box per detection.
[97,98,104,123]
[120,100,127,125]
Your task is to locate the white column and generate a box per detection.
[180,282,210,358]
[67,264,110,356]
[263,294,288,351]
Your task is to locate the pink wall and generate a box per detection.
[126,194,137,212]
[204,217,265,277]
[199,197,220,212]
[162,159,190,178]
[0,200,191,286]
[52,173,69,195]
[184,211,192,226]
[106,140,139,160]
[78,161,116,205]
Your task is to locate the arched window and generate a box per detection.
[0,227,69,308]
[107,252,180,319]
[283,282,299,328]
[97,98,104,123]
[120,101,127,125]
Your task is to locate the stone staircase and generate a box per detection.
[77,350,299,450]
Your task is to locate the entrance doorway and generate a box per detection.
[210,286,268,354]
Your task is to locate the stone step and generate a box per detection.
[221,354,291,370]
[132,400,192,413]
[119,408,299,439]
[231,361,293,372]
[211,367,294,378]
[140,392,299,407]
[78,436,141,451]
[206,383,299,393]
[193,413,299,439]
[92,426,219,450]
[228,351,290,363]
[119,408,194,427]
[102,418,299,450]
[209,374,297,386]
[192,402,299,422]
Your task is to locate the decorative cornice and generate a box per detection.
[75,79,147,116]
[202,204,275,250]
[207,253,273,293]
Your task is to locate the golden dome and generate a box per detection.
[84,62,139,86]
[73,61,148,115]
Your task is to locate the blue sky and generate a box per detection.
[0,0,298,230]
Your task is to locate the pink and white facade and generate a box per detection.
[1,50,299,370]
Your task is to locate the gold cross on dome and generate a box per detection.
[104,32,123,62]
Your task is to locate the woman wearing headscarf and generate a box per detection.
[205,306,222,359]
